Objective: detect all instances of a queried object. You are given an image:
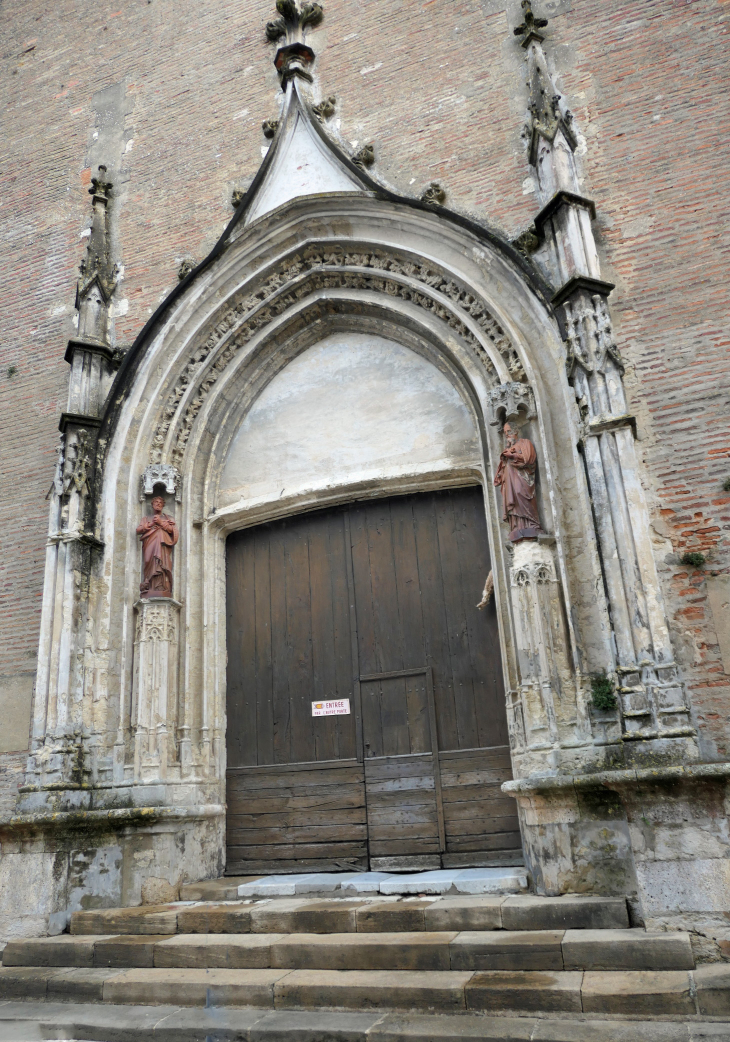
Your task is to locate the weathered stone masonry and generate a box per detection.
[0,0,729,954]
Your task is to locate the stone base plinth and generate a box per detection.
[503,761,730,954]
[0,805,224,943]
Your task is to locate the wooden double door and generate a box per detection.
[226,486,521,874]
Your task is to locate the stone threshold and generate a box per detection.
[236,866,529,897]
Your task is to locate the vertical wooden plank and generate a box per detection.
[426,668,446,852]
[285,520,315,765]
[454,488,508,749]
[308,516,338,763]
[349,503,378,678]
[390,496,427,672]
[404,674,430,754]
[328,512,357,760]
[379,676,410,757]
[365,500,404,674]
[343,511,364,763]
[412,493,458,751]
[253,528,274,766]
[435,491,479,750]
[269,520,291,765]
[360,681,384,757]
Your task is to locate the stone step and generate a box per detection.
[4,928,695,973]
[0,964,726,1016]
[0,1001,724,1042]
[68,893,630,936]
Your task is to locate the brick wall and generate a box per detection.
[0,0,728,773]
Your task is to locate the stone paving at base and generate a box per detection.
[236,866,529,897]
[0,1002,728,1042]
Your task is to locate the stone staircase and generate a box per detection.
[1,891,730,1040]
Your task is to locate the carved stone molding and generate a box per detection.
[140,463,182,502]
[486,382,536,427]
[150,248,525,465]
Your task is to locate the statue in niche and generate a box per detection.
[494,421,544,542]
[137,494,179,598]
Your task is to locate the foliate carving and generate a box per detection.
[486,383,536,427]
[421,182,446,205]
[563,291,623,379]
[63,428,92,497]
[150,248,525,466]
[265,0,323,42]
[353,144,375,168]
[140,463,181,502]
[231,189,246,209]
[513,0,548,46]
[513,226,539,255]
[262,118,280,138]
[312,95,336,121]
[178,258,197,281]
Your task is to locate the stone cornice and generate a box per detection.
[58,412,102,434]
[64,337,115,365]
[502,761,730,796]
[534,191,596,238]
[0,803,225,836]
[551,275,615,309]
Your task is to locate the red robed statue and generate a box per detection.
[493,421,544,542]
[137,495,179,598]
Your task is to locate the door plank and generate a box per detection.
[252,529,274,766]
[284,524,315,765]
[412,495,458,751]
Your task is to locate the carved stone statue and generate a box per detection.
[137,495,179,598]
[494,421,544,542]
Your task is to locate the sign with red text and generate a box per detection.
[312,699,351,717]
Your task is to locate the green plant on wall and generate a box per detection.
[591,670,617,711]
[680,551,706,567]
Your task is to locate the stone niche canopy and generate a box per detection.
[218,331,482,512]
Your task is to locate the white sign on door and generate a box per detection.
[312,698,351,717]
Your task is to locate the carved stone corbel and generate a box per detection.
[140,463,182,503]
[486,382,536,427]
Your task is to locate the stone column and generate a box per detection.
[509,540,579,772]
[132,598,181,783]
